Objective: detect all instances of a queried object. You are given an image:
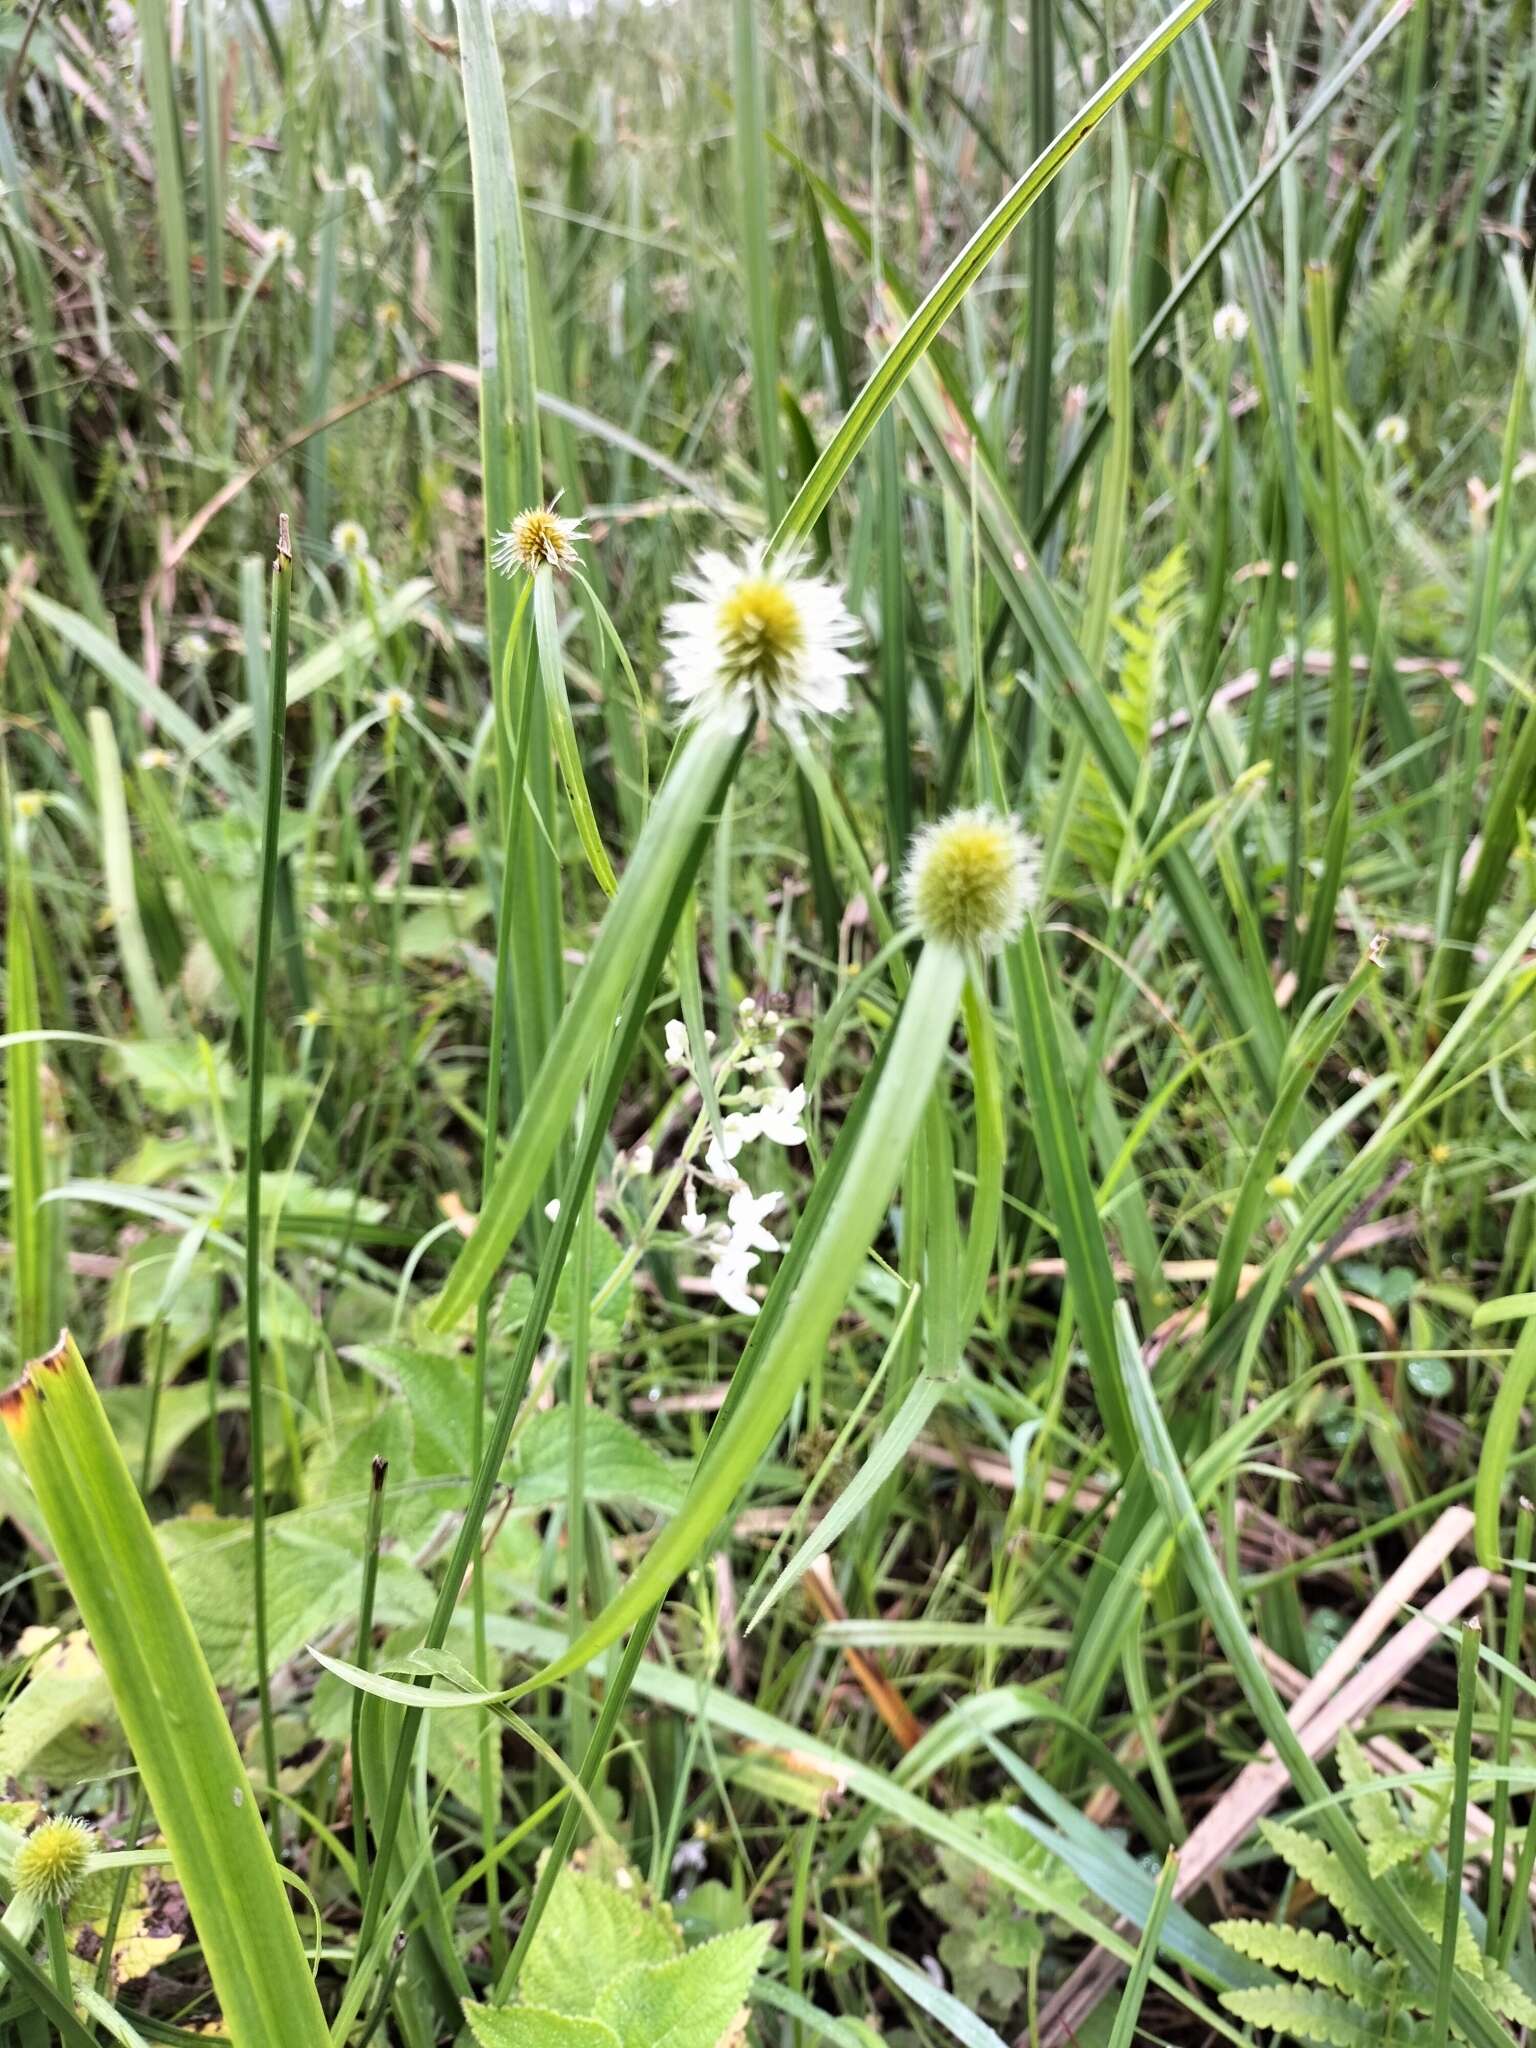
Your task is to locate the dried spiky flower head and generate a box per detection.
[12,1816,94,1908]
[900,807,1038,956]
[662,545,860,736]
[492,504,583,578]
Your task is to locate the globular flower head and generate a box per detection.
[662,545,860,737]
[331,519,370,561]
[1213,302,1249,345]
[492,504,584,579]
[900,807,1038,956]
[265,226,296,260]
[12,1816,94,1908]
[1375,413,1408,449]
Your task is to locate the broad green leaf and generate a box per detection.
[463,2007,619,2048]
[594,1924,772,2048]
[521,1866,680,2017]
[512,1407,687,1516]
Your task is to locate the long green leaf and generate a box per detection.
[1,1336,329,2047]
[771,0,1218,551]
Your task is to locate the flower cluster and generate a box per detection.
[665,1002,808,1317]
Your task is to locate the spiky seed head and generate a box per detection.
[492,505,584,578]
[13,1816,94,1907]
[1213,302,1249,345]
[900,808,1038,956]
[662,545,860,736]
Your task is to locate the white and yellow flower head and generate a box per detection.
[900,806,1039,955]
[1375,413,1408,449]
[492,504,584,579]
[331,519,370,560]
[662,544,860,736]
[1213,302,1249,345]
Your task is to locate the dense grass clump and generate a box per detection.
[4,0,1536,2042]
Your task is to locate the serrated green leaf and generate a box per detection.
[594,1924,772,2048]
[512,1407,687,1515]
[520,1867,682,2018]
[462,2004,620,2048]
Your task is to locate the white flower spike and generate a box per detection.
[662,544,860,736]
[901,807,1039,956]
[493,504,584,578]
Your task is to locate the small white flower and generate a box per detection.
[137,747,176,772]
[14,790,46,822]
[681,1182,709,1238]
[376,687,413,719]
[704,1111,756,1182]
[754,1084,807,1149]
[1375,413,1408,449]
[332,519,370,560]
[544,1198,561,1221]
[664,1018,693,1068]
[265,226,296,260]
[710,1246,761,1317]
[176,631,214,669]
[662,545,861,737]
[627,1143,654,1177]
[492,504,584,578]
[1213,302,1249,345]
[726,1186,781,1255]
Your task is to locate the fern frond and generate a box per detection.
[1336,1730,1403,1854]
[1221,1984,1426,2048]
[1260,1822,1384,1947]
[1212,1920,1389,2002]
[1479,1958,1536,2030]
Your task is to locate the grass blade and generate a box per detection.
[1,1336,329,2046]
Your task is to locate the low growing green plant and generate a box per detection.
[1215,1733,1536,2048]
[461,1859,770,2048]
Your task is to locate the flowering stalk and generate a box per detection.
[512,809,1035,1697]
[429,544,860,1332]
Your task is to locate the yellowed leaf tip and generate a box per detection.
[0,1330,74,1434]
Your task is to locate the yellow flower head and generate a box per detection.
[900,807,1038,955]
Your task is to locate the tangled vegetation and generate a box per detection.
[4,0,1536,2042]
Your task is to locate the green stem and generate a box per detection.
[246,520,293,1832]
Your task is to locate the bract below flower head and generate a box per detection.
[662,544,860,737]
[493,504,583,578]
[900,807,1039,956]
